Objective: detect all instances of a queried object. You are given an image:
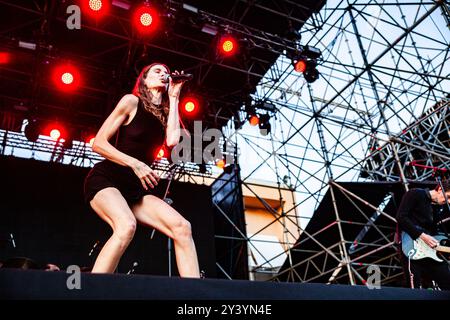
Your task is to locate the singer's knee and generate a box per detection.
[114,218,136,243]
[172,218,192,243]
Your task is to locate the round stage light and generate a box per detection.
[140,13,153,27]
[89,0,103,11]
[184,101,196,113]
[53,64,81,92]
[61,72,74,85]
[222,40,234,53]
[216,159,226,169]
[249,114,259,126]
[294,59,307,73]
[0,52,11,64]
[219,36,238,56]
[50,129,61,140]
[134,5,158,34]
[157,147,165,159]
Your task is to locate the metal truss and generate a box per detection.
[362,98,450,181]
[0,127,223,179]
[272,181,402,285]
[0,0,321,132]
[221,0,450,286]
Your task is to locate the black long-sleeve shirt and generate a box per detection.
[396,188,437,240]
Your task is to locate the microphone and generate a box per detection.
[163,73,193,83]
[127,261,138,275]
[10,233,16,248]
[89,240,100,257]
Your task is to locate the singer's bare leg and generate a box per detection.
[132,195,200,278]
[89,188,137,273]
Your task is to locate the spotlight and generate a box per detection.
[245,102,259,126]
[249,114,259,126]
[292,58,319,83]
[304,61,320,83]
[134,4,159,34]
[258,114,271,136]
[50,128,61,140]
[45,123,66,141]
[289,45,321,83]
[88,0,103,12]
[82,0,110,18]
[293,59,307,73]
[61,72,74,85]
[0,52,11,64]
[218,35,238,56]
[216,159,226,169]
[156,147,165,159]
[52,64,81,92]
[181,96,202,118]
[182,98,198,114]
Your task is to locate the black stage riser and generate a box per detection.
[1,269,449,300]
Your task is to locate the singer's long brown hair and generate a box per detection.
[132,63,170,127]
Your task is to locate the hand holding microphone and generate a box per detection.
[166,71,192,99]
[163,72,193,83]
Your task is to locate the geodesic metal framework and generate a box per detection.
[220,0,450,286]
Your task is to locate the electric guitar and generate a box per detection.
[401,232,450,262]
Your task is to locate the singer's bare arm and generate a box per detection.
[166,73,184,147]
[92,94,137,167]
[92,94,159,190]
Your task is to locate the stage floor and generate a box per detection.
[1,269,449,300]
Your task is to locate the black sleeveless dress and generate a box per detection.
[84,98,166,204]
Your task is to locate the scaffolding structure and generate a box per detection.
[221,0,450,285]
[0,0,449,286]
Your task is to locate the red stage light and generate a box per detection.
[88,136,95,147]
[216,159,226,169]
[82,0,109,17]
[134,5,158,34]
[140,12,152,26]
[0,52,10,64]
[50,129,61,141]
[89,0,103,11]
[52,64,81,91]
[45,123,67,141]
[184,100,196,113]
[61,72,74,85]
[294,59,307,73]
[156,147,165,159]
[219,36,238,55]
[181,96,200,116]
[249,114,259,126]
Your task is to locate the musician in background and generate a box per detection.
[396,181,450,289]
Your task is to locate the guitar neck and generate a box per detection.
[436,245,450,253]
